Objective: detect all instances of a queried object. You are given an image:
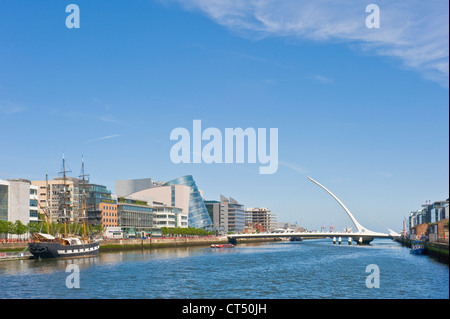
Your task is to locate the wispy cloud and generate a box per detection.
[0,102,25,114]
[82,134,121,144]
[261,78,276,85]
[378,171,393,178]
[99,114,122,124]
[279,161,308,174]
[93,98,111,111]
[168,0,449,87]
[311,74,333,84]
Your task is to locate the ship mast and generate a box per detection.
[59,153,71,238]
[63,154,67,238]
[45,171,50,234]
[80,155,90,240]
[34,171,51,236]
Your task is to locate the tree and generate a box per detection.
[27,222,41,237]
[91,224,104,236]
[161,226,213,236]
[0,220,7,239]
[14,220,27,240]
[6,221,15,240]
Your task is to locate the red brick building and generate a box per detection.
[99,202,118,228]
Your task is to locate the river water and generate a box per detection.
[0,239,448,299]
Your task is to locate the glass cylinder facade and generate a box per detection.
[164,175,213,230]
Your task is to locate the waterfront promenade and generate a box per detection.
[1,235,448,263]
[0,236,226,250]
[0,235,276,260]
[0,236,224,261]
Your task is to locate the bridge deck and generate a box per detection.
[227,232,392,240]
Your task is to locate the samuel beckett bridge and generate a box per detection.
[228,176,400,245]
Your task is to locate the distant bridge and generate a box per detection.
[227,230,396,245]
[228,176,400,245]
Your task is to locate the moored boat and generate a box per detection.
[211,244,235,248]
[410,241,425,255]
[28,233,99,259]
[27,155,102,259]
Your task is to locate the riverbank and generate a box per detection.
[395,237,449,264]
[99,236,289,251]
[0,236,282,260]
[99,236,228,251]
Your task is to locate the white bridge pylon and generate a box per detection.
[307,176,376,236]
[227,177,400,245]
[307,176,398,238]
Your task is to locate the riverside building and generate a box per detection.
[117,198,155,237]
[115,195,188,237]
[32,177,80,223]
[223,196,245,233]
[116,178,164,198]
[205,195,245,234]
[116,175,212,231]
[245,207,277,233]
[98,202,118,228]
[125,183,190,228]
[32,177,115,225]
[163,176,213,230]
[204,200,225,234]
[408,199,449,241]
[0,179,39,239]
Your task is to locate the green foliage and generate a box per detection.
[0,220,8,236]
[14,220,27,237]
[7,220,105,238]
[118,197,147,206]
[0,220,32,239]
[27,222,41,235]
[161,227,214,236]
[90,224,104,236]
[0,221,16,238]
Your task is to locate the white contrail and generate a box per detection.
[82,134,120,144]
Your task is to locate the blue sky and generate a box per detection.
[0,0,448,232]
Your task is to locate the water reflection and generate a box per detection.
[0,256,100,276]
[0,239,448,299]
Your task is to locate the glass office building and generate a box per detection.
[0,183,8,222]
[164,175,213,230]
[117,201,154,237]
[227,199,245,233]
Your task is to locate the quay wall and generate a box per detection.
[0,242,28,251]
[99,236,282,251]
[99,237,228,251]
[1,236,314,259]
[0,236,284,253]
[395,237,449,264]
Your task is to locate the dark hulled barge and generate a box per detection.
[27,155,101,259]
[28,233,99,259]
